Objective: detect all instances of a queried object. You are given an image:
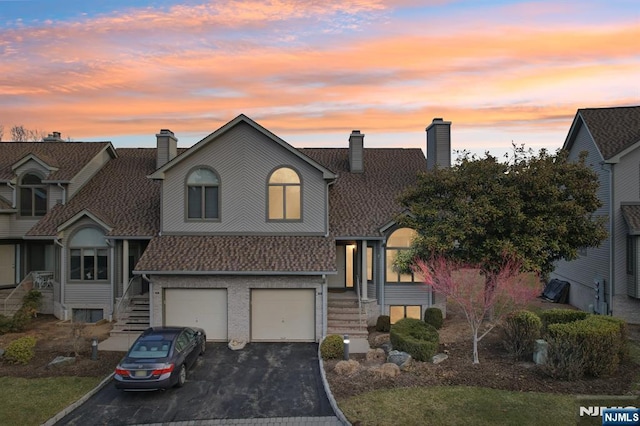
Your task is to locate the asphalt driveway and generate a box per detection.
[56,343,337,425]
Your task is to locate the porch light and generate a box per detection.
[343,334,350,360]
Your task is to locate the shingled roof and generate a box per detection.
[301,148,426,238]
[27,148,160,237]
[0,142,113,182]
[622,204,640,235]
[135,235,335,273]
[568,106,640,160]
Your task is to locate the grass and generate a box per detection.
[339,386,578,426]
[0,376,103,426]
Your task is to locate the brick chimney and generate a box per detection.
[156,129,177,169]
[426,118,451,170]
[349,130,364,173]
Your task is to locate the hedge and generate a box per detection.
[538,308,589,333]
[423,307,443,330]
[502,310,542,361]
[320,334,344,360]
[389,318,439,362]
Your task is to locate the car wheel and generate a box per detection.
[175,364,187,388]
[200,340,206,355]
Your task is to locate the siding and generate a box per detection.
[384,284,431,306]
[627,237,639,298]
[161,122,327,235]
[551,124,610,312]
[64,283,111,305]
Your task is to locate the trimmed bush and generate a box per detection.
[390,318,439,362]
[545,315,627,379]
[538,309,589,333]
[502,310,542,360]
[4,335,37,365]
[376,315,391,332]
[320,334,344,360]
[423,307,443,330]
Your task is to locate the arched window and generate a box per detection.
[19,172,47,217]
[385,227,418,283]
[187,168,220,220]
[69,227,109,281]
[268,167,301,220]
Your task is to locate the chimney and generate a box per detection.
[349,130,364,173]
[426,118,451,170]
[156,129,178,169]
[43,131,63,142]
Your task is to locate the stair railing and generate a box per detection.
[355,274,365,331]
[2,272,31,316]
[114,276,140,322]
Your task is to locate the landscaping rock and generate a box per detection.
[432,353,448,364]
[387,350,412,370]
[372,334,390,347]
[379,342,393,355]
[366,348,386,364]
[228,339,247,351]
[334,359,360,376]
[48,356,76,368]
[371,362,401,378]
[533,339,548,365]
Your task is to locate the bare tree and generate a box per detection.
[0,124,4,141]
[10,125,45,142]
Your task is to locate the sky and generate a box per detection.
[0,0,638,156]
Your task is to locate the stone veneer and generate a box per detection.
[149,275,325,342]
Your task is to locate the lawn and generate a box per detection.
[339,386,591,426]
[0,376,103,426]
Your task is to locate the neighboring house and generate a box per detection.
[0,115,451,342]
[551,106,640,324]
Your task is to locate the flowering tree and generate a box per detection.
[415,254,540,364]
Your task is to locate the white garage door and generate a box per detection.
[251,289,315,341]
[164,289,227,341]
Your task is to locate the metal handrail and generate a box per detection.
[355,274,364,331]
[3,272,31,316]
[114,276,139,321]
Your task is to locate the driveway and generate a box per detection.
[56,343,338,425]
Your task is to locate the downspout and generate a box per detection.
[54,238,65,317]
[56,183,67,204]
[609,164,614,315]
[322,274,327,338]
[7,181,16,208]
[380,241,385,314]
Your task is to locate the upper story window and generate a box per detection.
[386,227,419,283]
[268,167,301,221]
[19,172,47,217]
[69,227,109,282]
[187,168,220,220]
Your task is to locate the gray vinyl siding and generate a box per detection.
[13,159,49,178]
[627,237,640,298]
[384,284,431,306]
[67,147,112,199]
[0,185,13,207]
[161,122,327,235]
[64,283,111,305]
[551,124,610,312]
[612,146,640,299]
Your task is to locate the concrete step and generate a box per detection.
[329,312,363,321]
[327,300,360,308]
[326,327,368,339]
[328,306,363,315]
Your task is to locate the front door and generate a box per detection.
[327,244,356,290]
[0,245,16,286]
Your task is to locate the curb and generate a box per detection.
[318,338,351,426]
[42,372,115,426]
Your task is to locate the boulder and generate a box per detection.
[334,359,360,376]
[372,334,390,347]
[48,356,76,368]
[228,339,247,351]
[387,350,412,370]
[379,342,393,355]
[371,362,401,378]
[432,353,448,364]
[366,348,386,364]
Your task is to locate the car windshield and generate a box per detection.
[128,339,172,358]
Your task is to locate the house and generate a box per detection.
[550,106,640,324]
[0,115,450,343]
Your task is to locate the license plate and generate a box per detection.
[134,370,147,377]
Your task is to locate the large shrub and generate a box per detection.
[375,315,391,332]
[320,334,344,360]
[390,318,439,362]
[4,335,37,365]
[545,315,626,379]
[423,307,443,330]
[538,309,589,333]
[502,310,542,361]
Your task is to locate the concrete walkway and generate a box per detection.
[97,333,140,351]
[145,417,343,425]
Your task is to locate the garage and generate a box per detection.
[164,289,228,341]
[251,289,315,341]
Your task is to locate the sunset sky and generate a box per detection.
[1,0,638,156]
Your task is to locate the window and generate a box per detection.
[389,305,422,324]
[268,167,301,220]
[386,228,419,283]
[72,309,104,323]
[187,168,220,220]
[19,172,47,217]
[69,227,109,281]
